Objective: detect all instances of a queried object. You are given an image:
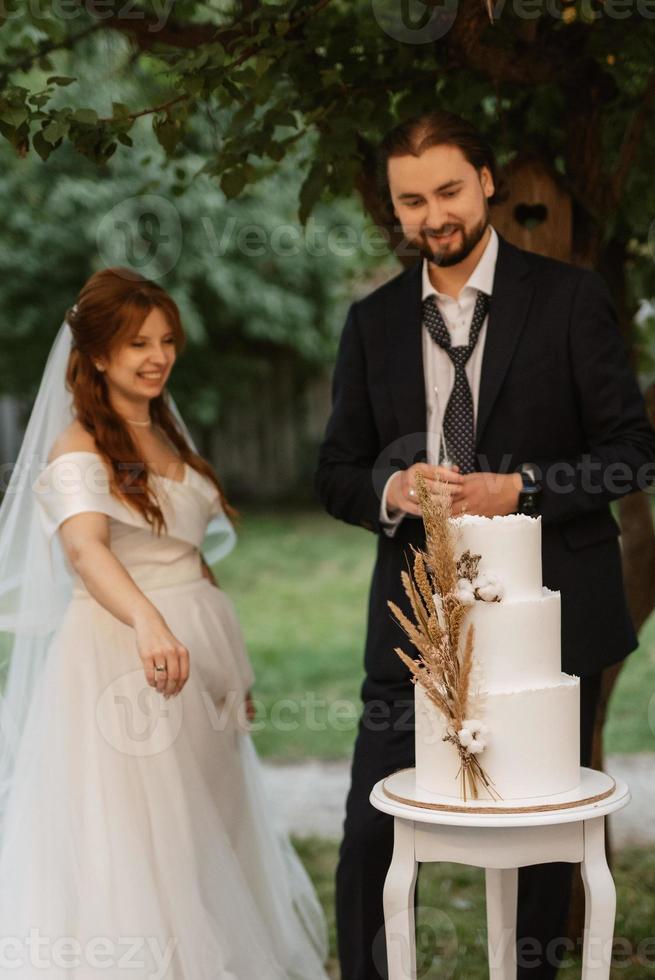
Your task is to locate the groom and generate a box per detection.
[316,111,655,980]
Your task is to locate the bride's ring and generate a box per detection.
[408,488,416,498]
[154,664,167,673]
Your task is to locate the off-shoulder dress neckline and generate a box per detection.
[43,450,189,486]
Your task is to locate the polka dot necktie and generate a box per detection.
[422,290,490,474]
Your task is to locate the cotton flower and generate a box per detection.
[463,719,489,736]
[459,719,489,754]
[457,727,473,748]
[455,578,476,605]
[473,572,503,603]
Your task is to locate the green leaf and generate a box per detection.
[72,108,99,125]
[274,112,297,129]
[42,119,70,144]
[184,75,205,97]
[46,76,76,87]
[0,105,27,128]
[33,16,65,42]
[103,142,118,162]
[27,93,51,109]
[32,130,53,161]
[298,161,325,225]
[253,72,276,101]
[153,115,182,155]
[222,79,244,103]
[232,103,253,129]
[220,168,247,199]
[266,140,285,162]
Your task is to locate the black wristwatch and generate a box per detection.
[516,463,542,516]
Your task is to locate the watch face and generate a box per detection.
[519,487,541,515]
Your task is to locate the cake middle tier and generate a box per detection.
[465,587,563,692]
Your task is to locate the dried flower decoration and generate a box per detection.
[457,550,481,582]
[387,476,500,801]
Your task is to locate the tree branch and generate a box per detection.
[0,22,102,87]
[99,0,336,124]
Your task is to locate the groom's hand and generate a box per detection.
[449,472,522,517]
[386,462,463,517]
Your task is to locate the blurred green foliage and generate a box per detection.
[1,2,655,380]
[0,120,392,431]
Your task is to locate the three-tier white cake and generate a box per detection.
[415,513,581,801]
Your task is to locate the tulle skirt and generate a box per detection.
[0,577,329,979]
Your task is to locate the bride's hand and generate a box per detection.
[133,611,190,699]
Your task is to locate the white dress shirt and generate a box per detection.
[380,225,500,535]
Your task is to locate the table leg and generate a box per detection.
[383,818,418,980]
[485,867,518,979]
[581,816,616,980]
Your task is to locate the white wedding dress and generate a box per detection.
[0,451,329,979]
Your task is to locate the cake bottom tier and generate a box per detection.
[415,675,580,801]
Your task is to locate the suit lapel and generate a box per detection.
[476,234,534,447]
[386,262,427,456]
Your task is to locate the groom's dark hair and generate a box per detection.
[376,110,505,218]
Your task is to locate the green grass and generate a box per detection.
[219,509,374,759]
[219,508,655,760]
[296,839,655,979]
[604,613,655,754]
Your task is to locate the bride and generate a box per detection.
[0,269,329,978]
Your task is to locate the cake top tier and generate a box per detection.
[450,513,542,601]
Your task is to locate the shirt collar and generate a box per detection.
[421,225,499,301]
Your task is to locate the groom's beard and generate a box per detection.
[416,213,489,268]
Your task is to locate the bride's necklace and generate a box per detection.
[125,417,152,428]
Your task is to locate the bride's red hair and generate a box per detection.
[65,268,234,533]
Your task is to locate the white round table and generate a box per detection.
[370,767,630,980]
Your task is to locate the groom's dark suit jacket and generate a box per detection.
[316,233,655,700]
